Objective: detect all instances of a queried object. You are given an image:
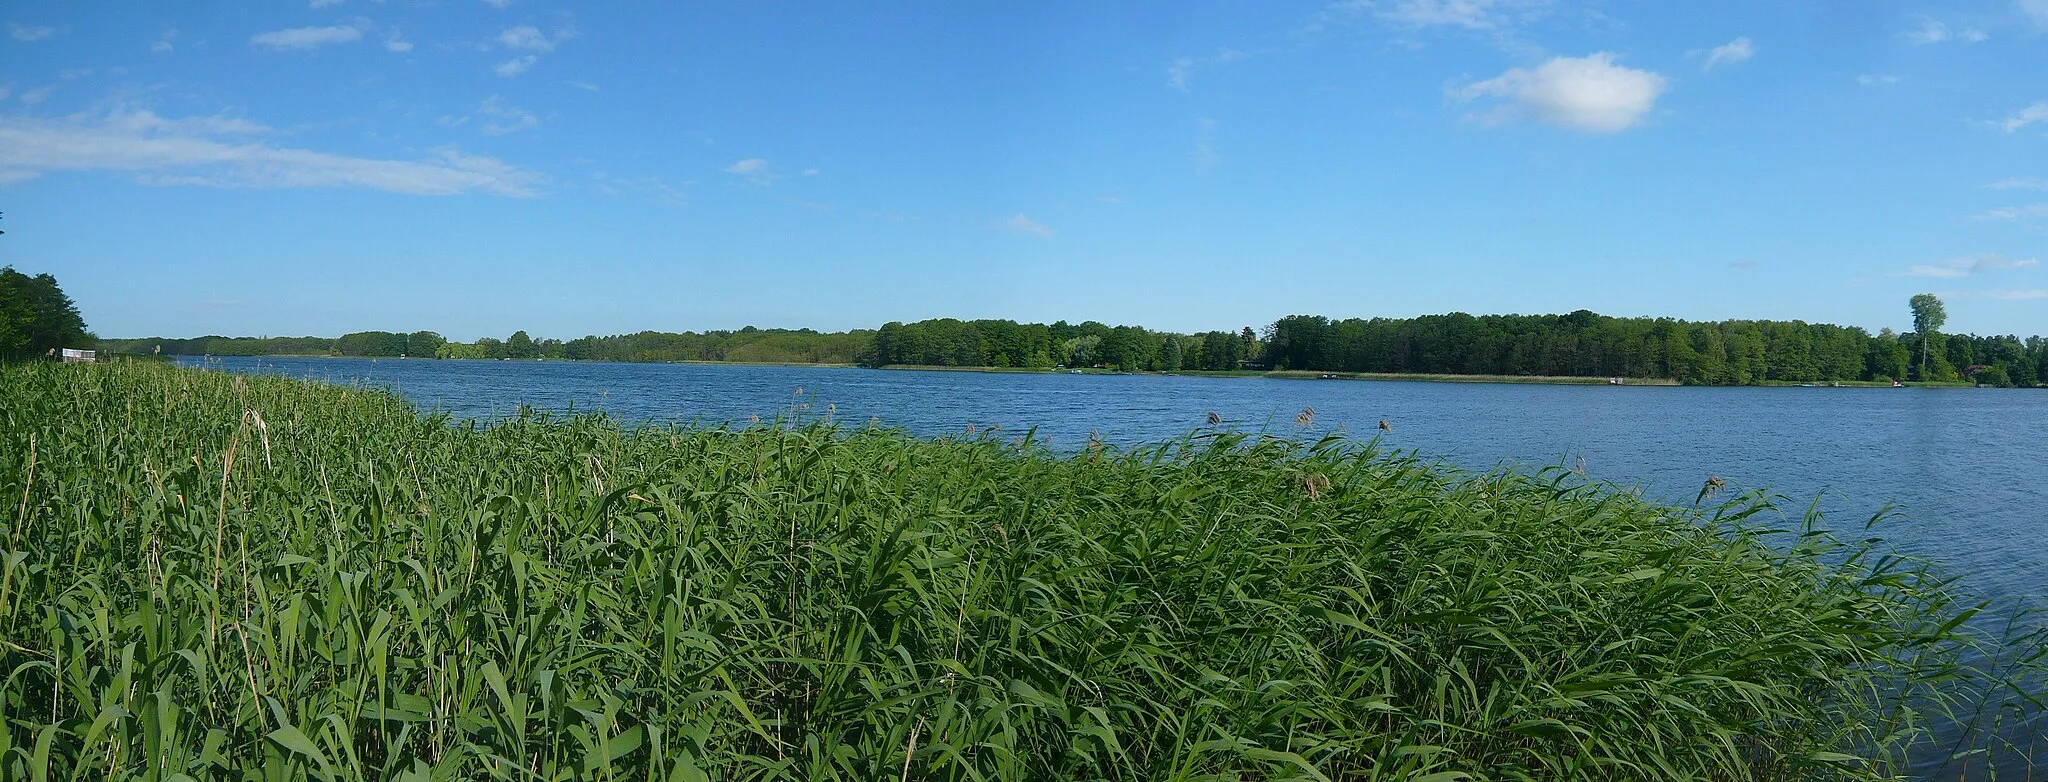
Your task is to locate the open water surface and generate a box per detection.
[182,356,2048,774]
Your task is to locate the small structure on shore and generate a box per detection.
[59,348,95,363]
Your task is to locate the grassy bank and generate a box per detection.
[0,361,2033,779]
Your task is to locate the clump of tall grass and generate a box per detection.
[0,360,2038,780]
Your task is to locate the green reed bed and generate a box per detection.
[0,360,2034,780]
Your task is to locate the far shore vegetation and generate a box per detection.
[98,303,2048,388]
[6,261,2037,386]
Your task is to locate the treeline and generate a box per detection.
[96,308,2048,387]
[1264,311,2048,386]
[863,319,1260,371]
[0,266,93,360]
[99,327,872,365]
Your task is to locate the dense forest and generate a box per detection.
[1262,311,2046,387]
[0,266,93,361]
[95,303,2048,388]
[98,327,872,365]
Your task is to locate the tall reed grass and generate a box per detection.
[0,360,2037,780]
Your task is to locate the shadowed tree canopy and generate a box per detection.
[0,266,93,361]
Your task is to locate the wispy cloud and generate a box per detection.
[251,24,363,51]
[1988,176,2048,191]
[492,25,572,77]
[494,56,537,77]
[1976,203,2048,223]
[1164,48,1250,93]
[997,213,1052,237]
[1906,18,1986,44]
[482,0,512,8]
[498,25,560,52]
[1378,0,1554,30]
[385,33,412,52]
[1729,259,1759,269]
[9,23,56,42]
[1698,36,1753,72]
[1971,288,2048,300]
[1452,53,1667,133]
[723,158,778,185]
[1194,116,1220,168]
[18,86,55,106]
[565,80,599,91]
[1903,253,2040,278]
[1857,73,1898,87]
[309,0,345,7]
[2022,0,2048,28]
[479,96,538,135]
[1997,101,2048,133]
[151,29,178,54]
[0,108,542,196]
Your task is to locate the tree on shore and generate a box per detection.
[1910,294,1947,382]
[0,267,93,361]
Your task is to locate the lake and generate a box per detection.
[180,355,2046,773]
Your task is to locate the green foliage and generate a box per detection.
[80,305,2048,386]
[0,266,92,360]
[406,331,445,358]
[1264,311,2048,387]
[1,361,2039,779]
[1910,294,1949,381]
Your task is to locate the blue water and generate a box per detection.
[181,355,2048,773]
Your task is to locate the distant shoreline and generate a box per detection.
[156,354,1992,388]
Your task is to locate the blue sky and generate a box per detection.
[2,1,2045,340]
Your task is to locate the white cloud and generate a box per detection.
[479,96,538,135]
[1907,19,1986,44]
[491,26,570,77]
[1194,116,1220,167]
[2021,0,2048,28]
[1167,57,1194,92]
[483,0,512,7]
[1999,102,2048,133]
[1989,176,2048,191]
[997,213,1052,237]
[498,25,558,52]
[565,80,599,91]
[151,29,178,54]
[801,167,819,176]
[1453,53,1667,133]
[0,109,541,196]
[494,55,538,77]
[1976,203,2048,222]
[1857,73,1899,87]
[19,86,54,106]
[1979,288,2048,300]
[1380,0,1551,30]
[10,23,55,42]
[309,0,345,7]
[1165,48,1257,93]
[1700,37,1753,72]
[1904,253,2041,277]
[723,158,779,184]
[385,35,412,52]
[251,25,363,50]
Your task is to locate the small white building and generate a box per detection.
[60,348,95,363]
